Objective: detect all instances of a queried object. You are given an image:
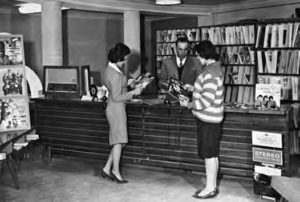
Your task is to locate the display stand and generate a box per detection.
[0,34,32,189]
[0,34,31,132]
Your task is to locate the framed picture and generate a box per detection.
[0,97,31,132]
[0,66,27,97]
[0,35,25,66]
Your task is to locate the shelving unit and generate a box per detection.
[255,19,300,103]
[200,23,256,105]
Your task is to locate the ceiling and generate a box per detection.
[0,0,281,16]
[0,0,253,8]
[120,0,251,6]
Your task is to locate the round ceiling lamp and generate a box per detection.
[155,0,182,5]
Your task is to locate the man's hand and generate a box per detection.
[184,83,194,91]
[179,97,189,107]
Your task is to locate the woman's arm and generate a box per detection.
[188,73,218,111]
[108,76,140,102]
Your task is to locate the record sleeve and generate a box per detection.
[166,77,193,102]
[127,72,155,91]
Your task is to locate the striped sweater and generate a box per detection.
[188,61,224,123]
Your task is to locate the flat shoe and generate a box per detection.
[193,187,219,197]
[192,189,203,197]
[193,188,218,199]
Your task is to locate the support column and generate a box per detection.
[124,10,141,78]
[41,1,63,65]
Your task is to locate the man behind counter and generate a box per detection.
[159,37,203,86]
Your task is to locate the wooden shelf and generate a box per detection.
[258,73,300,76]
[224,84,255,86]
[221,64,256,66]
[256,47,300,50]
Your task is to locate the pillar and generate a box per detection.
[41,1,63,65]
[124,10,141,78]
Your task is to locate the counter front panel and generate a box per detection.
[33,99,293,178]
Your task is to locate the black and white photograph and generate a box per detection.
[0,1,300,202]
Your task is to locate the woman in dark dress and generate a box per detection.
[180,41,224,199]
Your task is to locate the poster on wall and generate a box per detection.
[0,97,31,132]
[0,66,26,97]
[0,35,24,66]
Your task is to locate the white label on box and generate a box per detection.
[254,165,282,176]
[253,147,283,165]
[252,131,282,148]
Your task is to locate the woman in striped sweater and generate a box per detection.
[180,40,224,199]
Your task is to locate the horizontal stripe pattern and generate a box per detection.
[189,63,224,123]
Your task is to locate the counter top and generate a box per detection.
[32,98,292,115]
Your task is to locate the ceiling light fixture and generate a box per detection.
[155,0,182,5]
[18,3,69,14]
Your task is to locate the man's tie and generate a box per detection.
[179,60,183,68]
[178,60,184,80]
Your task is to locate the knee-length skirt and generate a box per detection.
[105,102,128,145]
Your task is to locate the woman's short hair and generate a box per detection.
[194,40,218,60]
[108,43,131,63]
[0,41,5,49]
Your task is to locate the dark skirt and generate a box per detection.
[196,119,222,158]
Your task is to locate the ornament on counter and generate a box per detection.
[90,84,98,102]
[89,85,108,105]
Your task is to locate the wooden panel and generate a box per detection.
[34,99,292,178]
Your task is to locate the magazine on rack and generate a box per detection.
[127,72,155,91]
[166,77,193,102]
[255,83,281,109]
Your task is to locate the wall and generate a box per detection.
[0,10,42,80]
[0,9,123,86]
[0,9,12,32]
[63,10,123,85]
[198,2,300,26]
[143,15,155,74]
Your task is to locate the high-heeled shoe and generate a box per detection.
[111,171,128,184]
[101,170,114,181]
[193,188,219,199]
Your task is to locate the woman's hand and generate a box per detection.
[132,86,143,96]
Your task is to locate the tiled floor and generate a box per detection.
[0,157,284,202]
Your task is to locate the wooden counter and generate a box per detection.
[32,99,294,178]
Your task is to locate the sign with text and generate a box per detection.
[254,165,282,176]
[253,147,283,165]
[252,131,282,148]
